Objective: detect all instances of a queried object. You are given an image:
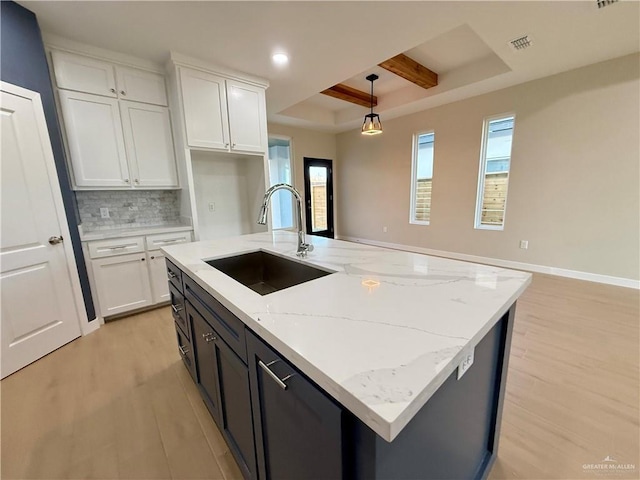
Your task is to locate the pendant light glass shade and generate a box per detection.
[362,113,383,135]
[362,73,382,135]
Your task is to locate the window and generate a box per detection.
[475,115,515,230]
[268,136,294,229]
[410,132,435,224]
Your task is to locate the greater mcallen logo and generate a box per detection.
[583,455,637,475]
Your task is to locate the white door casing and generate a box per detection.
[1,82,87,379]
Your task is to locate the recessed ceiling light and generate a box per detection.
[272,53,289,66]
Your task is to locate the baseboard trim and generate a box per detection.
[337,235,640,290]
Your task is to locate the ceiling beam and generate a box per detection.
[321,83,377,108]
[379,54,438,90]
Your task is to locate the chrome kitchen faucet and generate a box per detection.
[257,183,314,257]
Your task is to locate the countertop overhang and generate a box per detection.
[163,231,531,441]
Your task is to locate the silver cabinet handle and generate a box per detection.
[109,88,116,93]
[171,304,183,313]
[120,90,126,96]
[202,332,216,343]
[134,179,139,184]
[232,143,236,148]
[178,345,189,356]
[224,143,229,148]
[168,271,177,279]
[258,360,293,390]
[124,179,130,183]
[141,257,145,261]
[108,245,129,250]
[48,235,63,245]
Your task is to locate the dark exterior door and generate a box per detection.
[303,158,334,238]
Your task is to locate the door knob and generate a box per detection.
[48,236,63,245]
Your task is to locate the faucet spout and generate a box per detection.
[257,183,314,257]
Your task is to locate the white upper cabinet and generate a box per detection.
[58,90,129,187]
[178,66,267,155]
[227,80,267,154]
[51,50,117,98]
[120,101,178,188]
[179,68,229,150]
[116,66,168,106]
[51,49,179,190]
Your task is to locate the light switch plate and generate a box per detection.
[457,347,475,380]
[100,207,109,219]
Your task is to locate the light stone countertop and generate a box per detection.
[80,224,193,241]
[162,231,531,442]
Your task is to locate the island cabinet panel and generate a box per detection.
[188,302,222,425]
[183,274,247,362]
[247,331,344,480]
[186,297,257,480]
[351,308,515,480]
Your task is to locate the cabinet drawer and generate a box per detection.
[175,324,196,382]
[88,236,145,259]
[166,259,183,292]
[170,283,188,339]
[183,274,247,363]
[146,231,191,251]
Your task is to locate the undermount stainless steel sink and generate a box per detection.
[205,251,333,295]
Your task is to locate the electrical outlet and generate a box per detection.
[519,240,529,249]
[383,226,388,233]
[100,207,110,219]
[457,348,475,379]
[208,202,216,212]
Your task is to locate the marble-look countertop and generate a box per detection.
[163,231,531,442]
[80,224,193,241]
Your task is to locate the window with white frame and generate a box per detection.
[268,136,294,229]
[410,132,435,224]
[475,115,515,230]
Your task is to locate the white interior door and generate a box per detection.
[1,83,83,379]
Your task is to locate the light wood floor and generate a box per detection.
[1,273,638,479]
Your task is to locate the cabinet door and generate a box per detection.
[215,329,257,480]
[51,50,117,97]
[179,68,230,151]
[148,250,170,304]
[248,332,343,480]
[188,302,222,425]
[116,66,168,106]
[92,253,153,317]
[226,80,267,154]
[120,101,178,188]
[58,90,130,188]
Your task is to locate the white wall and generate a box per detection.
[191,151,267,240]
[336,54,640,281]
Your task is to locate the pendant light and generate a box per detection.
[362,74,382,135]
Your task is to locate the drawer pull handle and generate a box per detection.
[108,245,129,250]
[178,345,189,356]
[202,332,216,343]
[168,271,177,279]
[258,360,291,390]
[171,304,183,313]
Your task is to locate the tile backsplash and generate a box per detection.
[76,190,181,231]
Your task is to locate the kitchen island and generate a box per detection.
[163,231,531,480]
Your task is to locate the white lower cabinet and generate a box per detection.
[148,250,170,304]
[92,252,153,317]
[85,231,192,318]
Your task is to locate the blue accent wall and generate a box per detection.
[1,1,96,321]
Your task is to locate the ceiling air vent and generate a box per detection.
[597,0,619,8]
[509,35,533,52]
